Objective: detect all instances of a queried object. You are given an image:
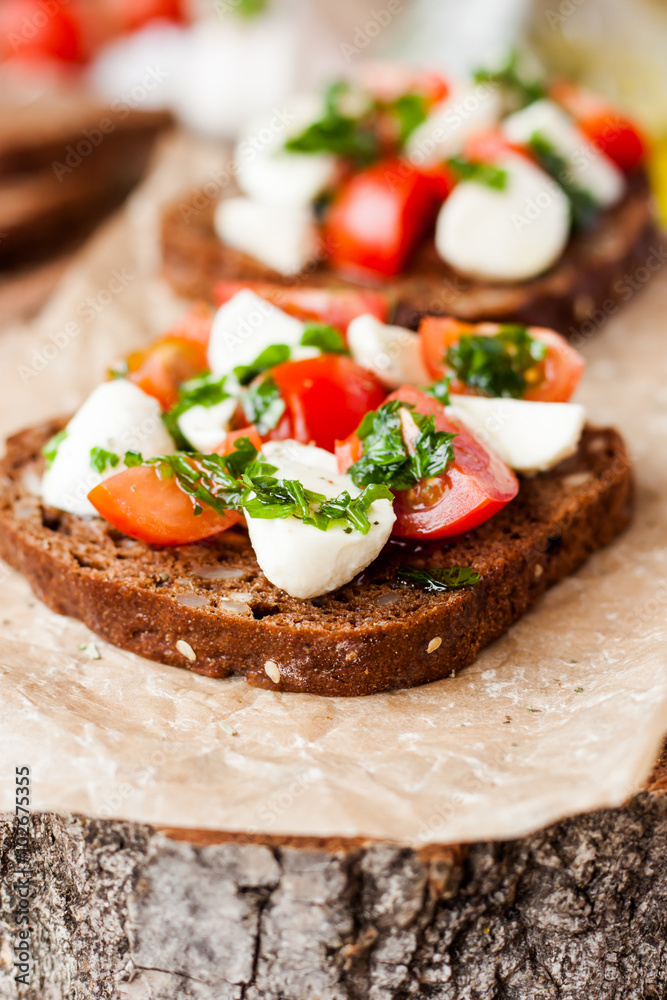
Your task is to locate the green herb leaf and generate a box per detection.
[90,447,120,474]
[446,325,547,398]
[233,343,291,385]
[300,324,349,355]
[474,52,545,108]
[387,92,428,144]
[397,565,481,592]
[242,375,286,434]
[123,450,143,468]
[448,155,508,190]
[528,131,599,230]
[233,0,268,19]
[242,477,393,534]
[163,372,231,449]
[348,400,456,491]
[424,375,451,405]
[42,429,67,466]
[285,81,380,165]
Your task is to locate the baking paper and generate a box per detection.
[0,134,665,844]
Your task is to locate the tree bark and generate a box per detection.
[1,747,665,1000]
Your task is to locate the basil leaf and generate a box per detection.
[90,447,120,474]
[233,343,291,385]
[446,325,547,398]
[474,53,545,108]
[242,375,286,434]
[123,450,143,468]
[348,400,456,491]
[397,565,481,592]
[241,477,393,535]
[42,429,67,466]
[163,372,231,449]
[448,155,508,190]
[424,375,451,405]
[388,92,428,143]
[528,131,599,230]
[285,81,380,165]
[300,324,349,355]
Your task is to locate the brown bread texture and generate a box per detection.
[0,421,632,696]
[160,171,656,336]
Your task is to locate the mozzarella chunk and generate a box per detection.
[235,96,338,209]
[208,290,307,377]
[406,81,503,167]
[42,380,175,517]
[435,154,570,281]
[245,440,396,599]
[502,99,625,208]
[447,394,585,473]
[214,196,320,277]
[177,397,238,453]
[347,314,430,389]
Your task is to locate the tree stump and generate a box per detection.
[0,746,665,1000]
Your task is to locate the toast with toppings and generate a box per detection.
[0,420,631,696]
[160,60,656,336]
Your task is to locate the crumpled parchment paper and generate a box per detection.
[0,134,665,845]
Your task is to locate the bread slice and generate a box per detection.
[0,420,632,696]
[161,172,655,336]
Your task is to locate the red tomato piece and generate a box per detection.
[217,425,263,455]
[550,81,646,173]
[413,161,457,200]
[0,0,87,63]
[88,465,241,546]
[103,0,186,34]
[214,283,389,333]
[164,301,213,350]
[325,159,440,278]
[418,317,585,403]
[268,355,387,452]
[463,129,533,165]
[127,337,208,411]
[336,386,518,539]
[356,61,449,106]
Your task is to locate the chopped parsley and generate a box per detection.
[528,131,599,230]
[446,325,547,398]
[474,52,545,108]
[241,375,286,434]
[163,372,231,448]
[125,440,392,534]
[300,324,349,355]
[233,344,291,385]
[42,429,67,466]
[348,400,456,491]
[90,447,120,474]
[397,565,481,592]
[424,375,451,405]
[448,155,508,190]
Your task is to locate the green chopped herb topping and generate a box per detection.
[42,429,67,466]
[424,375,451,405]
[90,447,120,474]
[163,372,231,448]
[446,325,547,398]
[348,400,456,491]
[397,565,481,591]
[300,324,349,355]
[233,344,291,386]
[528,131,599,230]
[448,155,508,190]
[243,478,392,534]
[241,375,286,434]
[474,52,545,108]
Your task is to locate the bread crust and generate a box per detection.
[160,172,656,336]
[0,421,633,696]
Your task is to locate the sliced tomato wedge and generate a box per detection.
[325,158,441,279]
[268,355,387,452]
[88,465,240,546]
[336,386,518,539]
[217,425,263,455]
[214,282,389,333]
[0,0,88,63]
[550,81,646,174]
[127,336,208,411]
[418,317,585,403]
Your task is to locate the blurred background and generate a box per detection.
[1,0,666,317]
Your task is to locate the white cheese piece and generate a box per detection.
[435,153,570,281]
[447,394,585,473]
[235,95,338,209]
[245,440,396,599]
[177,397,238,453]
[406,81,503,167]
[501,99,625,208]
[207,289,308,378]
[41,380,175,518]
[214,196,321,277]
[347,314,430,389]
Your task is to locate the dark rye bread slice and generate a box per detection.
[161,171,656,337]
[0,420,632,696]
